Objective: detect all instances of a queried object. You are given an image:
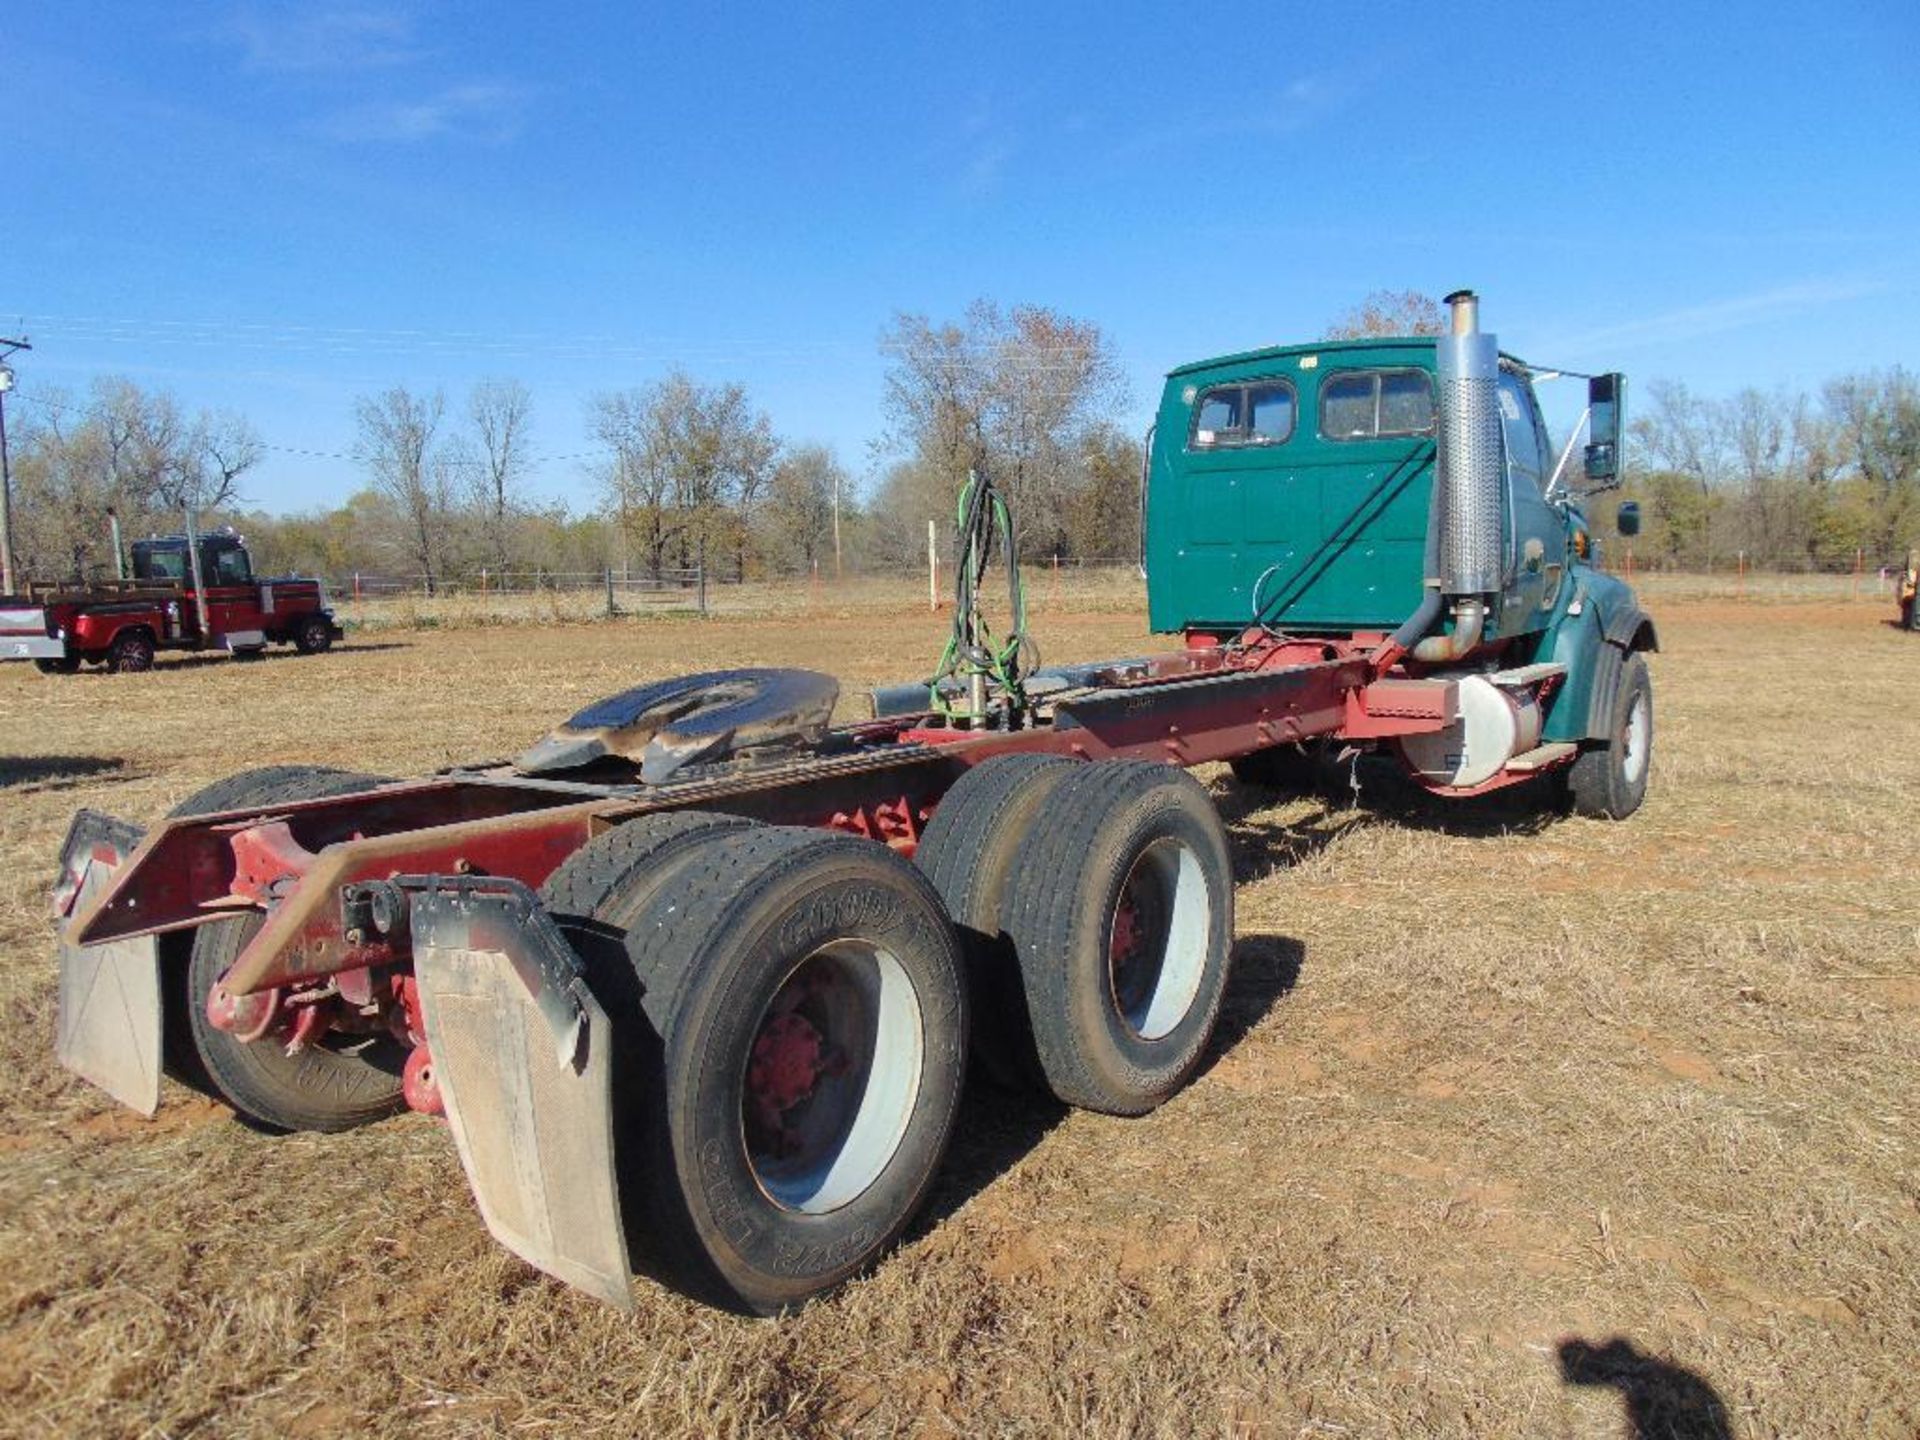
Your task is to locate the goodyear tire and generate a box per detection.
[1002,762,1234,1115]
[293,615,334,655]
[170,766,403,1131]
[107,628,155,673]
[1565,652,1653,820]
[553,825,967,1314]
[915,753,1078,1089]
[539,809,764,1248]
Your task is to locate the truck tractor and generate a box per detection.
[1,528,342,673]
[51,290,1654,1314]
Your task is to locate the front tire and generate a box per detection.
[33,656,80,675]
[1565,652,1653,820]
[293,615,334,655]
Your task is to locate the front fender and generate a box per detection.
[1542,573,1657,743]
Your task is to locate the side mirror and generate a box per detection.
[1616,500,1642,537]
[1583,373,1627,486]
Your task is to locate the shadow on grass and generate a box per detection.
[1216,752,1565,841]
[918,930,1303,1234]
[158,642,411,670]
[1558,1336,1735,1440]
[0,754,128,791]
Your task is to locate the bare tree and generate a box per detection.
[1325,290,1447,339]
[761,445,844,572]
[354,386,450,593]
[198,411,263,504]
[469,379,532,573]
[879,301,1126,556]
[591,373,777,580]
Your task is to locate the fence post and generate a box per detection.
[1737,550,1746,601]
[697,560,708,615]
[927,519,939,611]
[1624,546,1633,583]
[605,567,616,618]
[353,571,361,601]
[1853,547,1863,601]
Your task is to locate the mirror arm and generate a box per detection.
[1545,405,1591,501]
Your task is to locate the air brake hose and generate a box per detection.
[928,469,1036,721]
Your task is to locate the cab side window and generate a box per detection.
[1190,379,1296,449]
[136,548,186,582]
[1320,368,1434,440]
[211,547,253,586]
[1497,372,1550,493]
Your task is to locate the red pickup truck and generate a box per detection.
[0,531,343,674]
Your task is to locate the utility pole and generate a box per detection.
[0,334,30,596]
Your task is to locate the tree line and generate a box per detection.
[4,293,1914,591]
[1623,373,1919,570]
[3,304,1147,591]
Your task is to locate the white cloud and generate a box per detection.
[1545,277,1888,357]
[225,3,423,72]
[1111,73,1347,160]
[320,83,526,144]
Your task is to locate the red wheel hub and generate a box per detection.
[206,978,280,1043]
[1110,894,1142,964]
[749,1012,827,1123]
[403,1044,443,1116]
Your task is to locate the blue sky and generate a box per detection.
[7,2,1917,513]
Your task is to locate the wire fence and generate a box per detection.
[320,551,1911,633]
[1596,545,1913,603]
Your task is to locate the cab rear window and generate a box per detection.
[1320,368,1434,440]
[1189,379,1296,449]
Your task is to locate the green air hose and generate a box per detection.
[929,469,1037,722]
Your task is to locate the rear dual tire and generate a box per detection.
[918,757,1235,1116]
[542,817,968,1314]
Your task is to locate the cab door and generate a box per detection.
[200,543,266,639]
[1175,376,1301,618]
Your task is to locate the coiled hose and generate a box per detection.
[929,469,1037,721]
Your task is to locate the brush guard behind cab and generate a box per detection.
[401,876,634,1308]
[54,810,162,1114]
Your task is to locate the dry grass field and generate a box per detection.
[0,576,1914,1439]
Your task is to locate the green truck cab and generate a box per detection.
[1144,294,1655,788]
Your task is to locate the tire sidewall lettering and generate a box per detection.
[673,859,965,1291]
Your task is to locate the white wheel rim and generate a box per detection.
[741,940,924,1215]
[1623,691,1651,785]
[1107,838,1212,1042]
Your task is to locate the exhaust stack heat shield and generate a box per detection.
[1436,293,1504,596]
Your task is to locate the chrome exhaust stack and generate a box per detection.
[1413,288,1503,663]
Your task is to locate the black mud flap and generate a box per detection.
[53,810,163,1115]
[406,877,634,1309]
